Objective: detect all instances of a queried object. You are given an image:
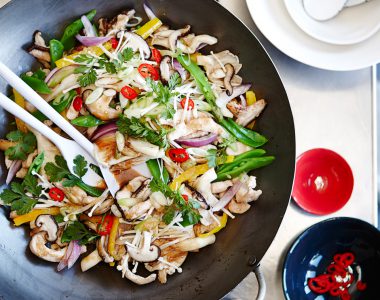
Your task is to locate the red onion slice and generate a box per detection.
[46,65,78,88]
[76,35,111,47]
[81,15,96,37]
[44,67,58,83]
[57,240,74,271]
[176,133,218,147]
[143,2,157,20]
[212,180,243,212]
[173,59,189,81]
[6,160,22,185]
[90,122,118,142]
[67,241,82,269]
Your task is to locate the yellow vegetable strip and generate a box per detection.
[13,89,28,133]
[169,163,209,190]
[197,213,228,238]
[135,17,162,39]
[108,216,120,258]
[13,207,61,226]
[246,91,256,106]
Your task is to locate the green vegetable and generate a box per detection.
[31,69,47,81]
[44,155,103,197]
[27,152,45,175]
[49,39,64,68]
[54,214,65,223]
[51,90,76,113]
[32,110,48,121]
[117,115,169,149]
[76,68,97,87]
[215,156,275,181]
[206,135,237,168]
[146,159,169,184]
[176,54,223,122]
[5,130,37,160]
[221,118,268,148]
[60,9,97,50]
[145,73,180,119]
[217,149,266,174]
[61,220,99,245]
[149,178,201,226]
[0,174,42,215]
[71,115,105,127]
[20,73,51,94]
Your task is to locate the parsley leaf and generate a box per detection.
[61,221,99,245]
[168,73,181,90]
[73,155,88,178]
[0,173,42,215]
[4,130,37,160]
[206,149,218,168]
[117,116,169,149]
[149,178,201,226]
[118,47,134,63]
[73,54,97,64]
[206,135,237,167]
[44,155,103,197]
[77,68,97,87]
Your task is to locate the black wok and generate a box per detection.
[0,0,295,299]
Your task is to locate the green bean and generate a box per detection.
[51,90,76,113]
[215,156,275,181]
[60,9,97,50]
[49,39,64,68]
[217,149,266,173]
[75,180,103,197]
[71,115,105,127]
[147,159,169,184]
[20,74,51,94]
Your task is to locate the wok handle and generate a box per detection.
[253,264,266,300]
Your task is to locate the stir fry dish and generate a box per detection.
[0,6,274,285]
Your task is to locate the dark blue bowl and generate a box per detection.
[282,217,380,300]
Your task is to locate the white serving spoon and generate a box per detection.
[0,61,120,196]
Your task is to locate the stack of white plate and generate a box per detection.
[246,0,380,70]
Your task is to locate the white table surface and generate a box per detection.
[219,0,378,299]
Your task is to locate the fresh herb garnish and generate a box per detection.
[0,174,42,215]
[117,115,169,149]
[44,155,103,197]
[149,178,201,226]
[77,68,97,87]
[146,73,181,119]
[61,220,99,245]
[5,130,37,160]
[206,135,237,168]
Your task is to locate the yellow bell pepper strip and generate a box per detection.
[225,155,234,164]
[246,91,256,106]
[190,52,201,63]
[197,213,228,238]
[55,42,112,68]
[13,89,28,133]
[13,207,61,226]
[169,163,209,190]
[107,216,120,258]
[135,17,163,39]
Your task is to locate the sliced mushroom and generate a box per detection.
[124,200,152,220]
[91,197,114,215]
[223,64,235,96]
[168,25,191,51]
[179,34,218,54]
[126,231,160,262]
[211,180,233,194]
[63,185,91,205]
[97,235,114,263]
[123,32,151,59]
[98,18,110,36]
[228,199,250,214]
[33,31,47,48]
[160,56,176,84]
[125,266,157,285]
[31,215,59,242]
[29,232,66,262]
[28,45,51,68]
[81,249,103,272]
[108,10,137,33]
[86,94,122,121]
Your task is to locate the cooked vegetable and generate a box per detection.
[71,115,105,127]
[20,73,52,94]
[49,39,64,68]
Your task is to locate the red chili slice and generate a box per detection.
[182,194,189,202]
[73,96,83,111]
[151,48,162,64]
[138,63,160,81]
[168,148,189,163]
[308,275,333,294]
[180,97,195,110]
[356,281,367,291]
[76,87,81,95]
[48,187,65,202]
[327,263,347,278]
[110,37,119,49]
[121,86,138,100]
[97,215,114,236]
[334,252,355,268]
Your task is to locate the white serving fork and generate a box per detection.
[0,61,120,196]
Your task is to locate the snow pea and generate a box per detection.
[49,39,64,68]
[215,156,275,181]
[28,152,45,175]
[20,74,51,94]
[51,90,76,113]
[60,9,97,50]
[217,149,266,173]
[71,115,104,127]
[147,159,169,184]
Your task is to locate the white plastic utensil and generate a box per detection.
[0,61,120,196]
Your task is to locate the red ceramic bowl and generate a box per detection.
[292,148,354,215]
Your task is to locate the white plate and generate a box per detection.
[284,0,380,45]
[246,0,380,70]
